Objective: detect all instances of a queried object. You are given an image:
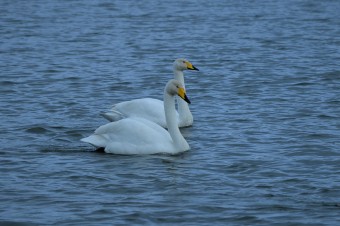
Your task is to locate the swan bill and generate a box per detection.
[178,87,191,104]
[185,61,199,71]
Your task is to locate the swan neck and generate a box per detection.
[173,70,185,88]
[173,69,192,124]
[164,92,187,149]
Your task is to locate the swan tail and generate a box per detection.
[81,135,107,148]
[100,110,125,122]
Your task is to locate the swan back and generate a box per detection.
[81,118,176,154]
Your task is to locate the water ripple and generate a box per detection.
[1,0,340,225]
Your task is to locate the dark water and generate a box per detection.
[1,0,340,225]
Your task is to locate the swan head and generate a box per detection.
[166,79,191,104]
[173,58,199,72]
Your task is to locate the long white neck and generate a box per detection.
[173,69,193,126]
[164,91,189,151]
[173,69,185,89]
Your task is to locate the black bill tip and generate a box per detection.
[191,65,199,71]
[183,94,191,104]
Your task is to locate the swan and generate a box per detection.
[101,58,199,128]
[81,79,191,155]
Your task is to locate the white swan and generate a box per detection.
[81,79,191,155]
[101,58,199,128]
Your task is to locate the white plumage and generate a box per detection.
[81,80,191,155]
[101,58,199,128]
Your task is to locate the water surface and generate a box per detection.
[1,0,339,225]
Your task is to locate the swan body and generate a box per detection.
[82,80,191,155]
[101,58,198,128]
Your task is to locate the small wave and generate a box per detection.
[40,145,94,154]
[25,126,50,134]
[292,82,314,86]
[320,71,340,81]
[0,221,36,226]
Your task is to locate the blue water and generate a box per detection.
[1,0,339,225]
